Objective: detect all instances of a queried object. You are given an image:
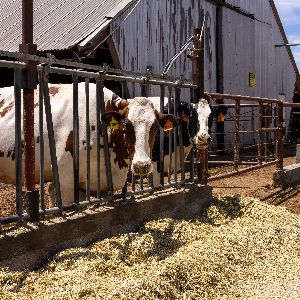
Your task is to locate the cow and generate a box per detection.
[0,84,178,205]
[149,97,212,185]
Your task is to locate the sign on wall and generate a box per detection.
[249,72,256,87]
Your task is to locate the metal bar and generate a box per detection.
[189,90,195,182]
[206,92,285,104]
[159,85,165,186]
[276,102,284,170]
[95,80,101,199]
[42,70,62,212]
[38,71,45,211]
[21,0,39,222]
[234,100,240,171]
[173,88,178,183]
[34,65,197,89]
[208,160,277,181]
[258,102,264,165]
[73,75,80,204]
[0,50,196,84]
[14,69,23,217]
[85,78,91,202]
[97,77,114,196]
[0,60,26,69]
[176,87,185,183]
[208,160,258,165]
[192,26,205,102]
[167,87,173,183]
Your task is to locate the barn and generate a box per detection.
[0,0,298,148]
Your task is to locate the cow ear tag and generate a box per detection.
[164,119,174,132]
[181,112,189,122]
[110,116,120,130]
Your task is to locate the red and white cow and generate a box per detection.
[0,84,178,205]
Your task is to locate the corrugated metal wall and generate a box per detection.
[111,0,217,98]
[111,0,296,146]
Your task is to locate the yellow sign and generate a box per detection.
[110,116,119,130]
[249,72,256,87]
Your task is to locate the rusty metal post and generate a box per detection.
[276,101,284,170]
[234,100,240,171]
[258,101,264,165]
[19,0,39,221]
[192,28,204,102]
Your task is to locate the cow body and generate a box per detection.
[0,87,178,205]
[0,83,130,205]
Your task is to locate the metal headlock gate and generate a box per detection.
[205,92,300,181]
[0,49,208,225]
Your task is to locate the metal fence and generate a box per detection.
[0,53,205,225]
[206,92,300,181]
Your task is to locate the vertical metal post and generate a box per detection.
[159,85,165,186]
[73,75,79,204]
[234,100,240,171]
[189,88,195,183]
[42,69,62,212]
[176,87,185,183]
[258,101,264,165]
[192,27,205,102]
[167,87,173,184]
[276,101,284,170]
[85,78,91,202]
[38,71,45,212]
[14,69,23,216]
[173,89,178,183]
[97,75,114,197]
[20,0,39,221]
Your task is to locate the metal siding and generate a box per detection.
[111,0,217,98]
[0,0,134,51]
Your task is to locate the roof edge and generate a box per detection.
[268,0,299,75]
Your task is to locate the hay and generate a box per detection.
[1,195,300,299]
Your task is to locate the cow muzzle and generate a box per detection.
[195,133,210,150]
[132,161,153,176]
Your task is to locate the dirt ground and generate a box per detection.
[210,156,300,214]
[0,150,299,218]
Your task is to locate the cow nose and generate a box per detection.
[132,161,153,176]
[196,133,210,149]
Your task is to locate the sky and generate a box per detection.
[273,0,300,71]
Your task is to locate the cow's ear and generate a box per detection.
[177,102,191,122]
[101,111,124,130]
[156,112,181,132]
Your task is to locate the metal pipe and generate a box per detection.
[167,87,173,184]
[14,69,23,217]
[234,100,240,171]
[97,77,114,196]
[206,92,285,104]
[38,72,45,211]
[42,71,62,212]
[21,0,39,222]
[73,75,80,204]
[258,102,264,165]
[159,85,165,186]
[208,160,277,181]
[85,78,91,202]
[276,102,284,170]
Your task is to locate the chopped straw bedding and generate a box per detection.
[0,195,300,299]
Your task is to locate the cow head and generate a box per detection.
[177,98,211,150]
[102,97,180,176]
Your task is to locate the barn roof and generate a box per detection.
[0,0,133,52]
